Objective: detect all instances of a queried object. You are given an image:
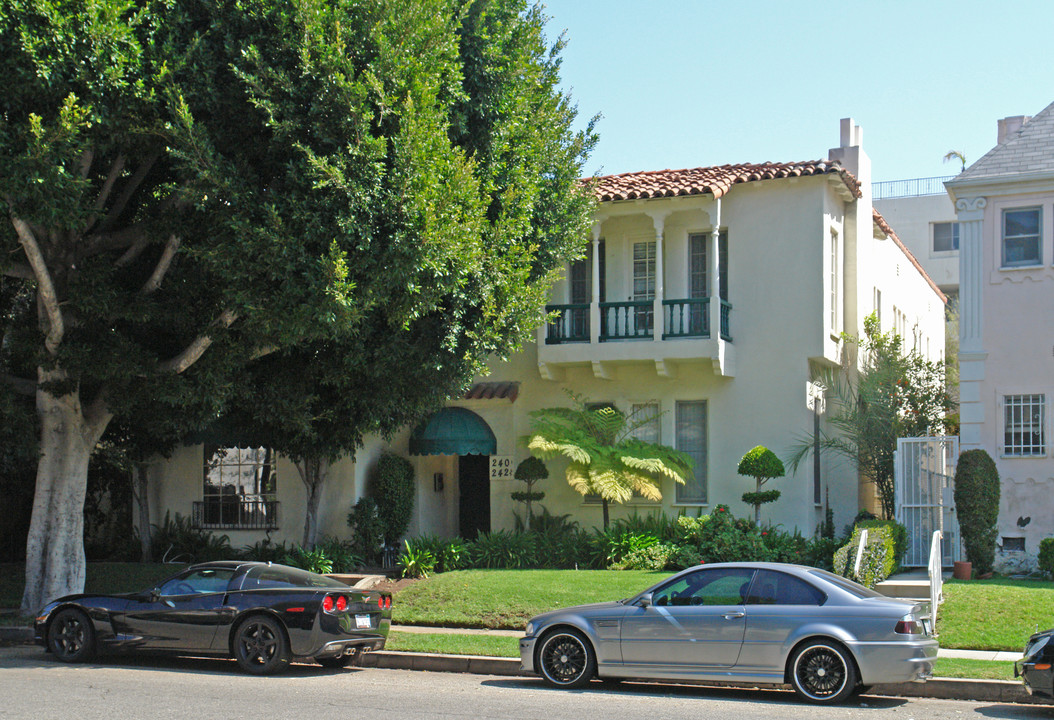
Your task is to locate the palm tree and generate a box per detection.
[526,396,693,529]
[943,150,967,172]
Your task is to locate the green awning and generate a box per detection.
[409,407,496,456]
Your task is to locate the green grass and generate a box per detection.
[386,631,519,657]
[931,658,1015,681]
[0,563,186,610]
[938,577,1054,651]
[391,569,664,630]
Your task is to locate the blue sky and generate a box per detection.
[540,0,1054,182]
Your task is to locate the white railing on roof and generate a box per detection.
[928,530,943,635]
[873,175,956,200]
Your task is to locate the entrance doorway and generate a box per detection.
[458,454,491,539]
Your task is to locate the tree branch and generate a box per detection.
[160,309,238,374]
[78,149,94,180]
[1,374,36,396]
[140,234,180,294]
[3,263,35,280]
[9,213,64,354]
[100,149,160,230]
[86,154,126,230]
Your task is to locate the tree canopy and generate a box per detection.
[526,396,692,529]
[788,314,953,520]
[1,0,596,612]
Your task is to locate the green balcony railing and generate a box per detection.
[600,300,654,341]
[545,303,590,344]
[720,300,733,341]
[663,298,709,339]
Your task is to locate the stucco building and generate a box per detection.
[947,101,1054,571]
[146,119,946,548]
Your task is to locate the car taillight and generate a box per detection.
[335,595,347,612]
[378,595,390,610]
[895,619,923,634]
[323,595,334,613]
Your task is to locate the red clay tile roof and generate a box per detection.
[462,381,519,402]
[591,161,861,202]
[872,209,947,304]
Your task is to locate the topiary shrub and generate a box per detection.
[347,497,385,566]
[737,445,785,524]
[370,452,416,545]
[1039,538,1054,579]
[833,524,896,588]
[953,449,1000,576]
[513,456,548,521]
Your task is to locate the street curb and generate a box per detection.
[360,651,1049,706]
[4,627,1045,705]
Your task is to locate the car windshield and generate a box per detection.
[241,565,347,590]
[808,568,884,598]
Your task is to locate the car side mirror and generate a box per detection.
[638,592,653,608]
[150,588,161,603]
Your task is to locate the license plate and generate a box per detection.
[355,614,372,629]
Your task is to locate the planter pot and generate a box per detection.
[953,560,972,580]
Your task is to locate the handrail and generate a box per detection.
[853,529,869,579]
[928,530,943,635]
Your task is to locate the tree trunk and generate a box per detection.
[755,478,762,525]
[133,462,153,562]
[601,498,610,530]
[21,376,111,614]
[296,458,329,549]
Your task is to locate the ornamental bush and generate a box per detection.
[855,518,908,573]
[738,446,785,524]
[371,453,416,545]
[1039,538,1054,579]
[833,524,897,588]
[953,449,1000,575]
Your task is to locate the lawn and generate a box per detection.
[390,569,664,630]
[937,577,1054,651]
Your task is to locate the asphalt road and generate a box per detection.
[0,645,1048,720]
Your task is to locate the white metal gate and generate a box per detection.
[894,436,961,567]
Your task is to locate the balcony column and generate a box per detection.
[710,198,723,340]
[647,211,669,342]
[589,221,601,344]
[956,196,987,449]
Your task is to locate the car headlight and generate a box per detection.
[525,622,534,637]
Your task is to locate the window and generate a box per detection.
[873,288,882,327]
[932,222,959,253]
[745,569,825,606]
[201,446,278,529]
[158,568,234,597]
[675,401,707,503]
[629,402,660,444]
[1002,208,1041,267]
[829,230,839,332]
[632,241,656,334]
[1004,394,1045,456]
[652,567,755,607]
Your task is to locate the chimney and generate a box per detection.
[997,115,1031,145]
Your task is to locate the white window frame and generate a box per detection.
[1002,207,1042,268]
[932,221,959,254]
[829,229,840,335]
[1003,394,1046,457]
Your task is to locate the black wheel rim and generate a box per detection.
[238,621,278,666]
[54,614,86,658]
[794,645,847,700]
[541,634,587,685]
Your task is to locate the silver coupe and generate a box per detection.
[520,562,937,704]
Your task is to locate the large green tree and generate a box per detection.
[789,314,953,519]
[1,0,595,613]
[526,396,693,529]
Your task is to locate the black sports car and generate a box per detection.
[34,560,391,674]
[1016,627,1054,699]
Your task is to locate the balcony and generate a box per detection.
[193,499,279,530]
[539,297,735,379]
